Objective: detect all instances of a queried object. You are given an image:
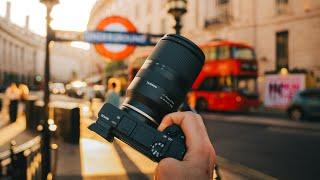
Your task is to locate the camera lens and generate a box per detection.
[121,34,204,127]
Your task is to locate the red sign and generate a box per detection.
[94,16,137,60]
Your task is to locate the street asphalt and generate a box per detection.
[203,114,320,180]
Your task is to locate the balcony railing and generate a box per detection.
[204,3,233,28]
[275,0,291,15]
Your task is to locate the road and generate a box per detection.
[203,113,320,180]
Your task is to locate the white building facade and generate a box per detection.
[0,3,43,89]
[0,2,102,88]
[89,0,320,81]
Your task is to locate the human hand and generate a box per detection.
[155,112,216,180]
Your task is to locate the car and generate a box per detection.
[65,80,87,98]
[49,82,65,94]
[287,88,320,121]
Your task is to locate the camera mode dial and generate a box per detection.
[151,142,165,158]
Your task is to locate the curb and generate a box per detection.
[201,113,320,132]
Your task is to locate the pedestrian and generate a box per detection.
[105,82,120,107]
[5,83,21,122]
[18,83,29,101]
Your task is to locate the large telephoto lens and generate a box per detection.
[121,34,204,127]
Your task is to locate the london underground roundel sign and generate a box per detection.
[94,16,137,60]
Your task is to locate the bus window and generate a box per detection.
[199,77,219,91]
[218,46,231,60]
[199,76,234,91]
[237,77,257,95]
[232,47,255,60]
[207,47,217,60]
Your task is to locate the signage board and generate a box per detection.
[264,74,306,108]
[51,16,163,60]
[93,16,137,60]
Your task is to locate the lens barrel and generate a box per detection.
[121,34,204,127]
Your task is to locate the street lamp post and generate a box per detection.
[40,0,59,178]
[167,0,187,35]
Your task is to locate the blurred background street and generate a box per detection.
[1,0,320,179]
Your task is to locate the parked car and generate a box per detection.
[66,80,87,98]
[49,82,65,94]
[287,89,320,121]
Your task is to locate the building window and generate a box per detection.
[276,0,290,14]
[217,0,229,5]
[276,31,289,71]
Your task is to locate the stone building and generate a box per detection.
[0,2,102,90]
[89,0,320,81]
[0,2,43,90]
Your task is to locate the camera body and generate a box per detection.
[89,34,204,162]
[89,103,186,162]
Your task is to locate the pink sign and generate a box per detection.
[264,74,305,108]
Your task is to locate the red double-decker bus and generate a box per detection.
[188,40,260,111]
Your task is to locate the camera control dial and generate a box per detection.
[151,142,165,158]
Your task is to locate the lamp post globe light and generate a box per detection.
[167,0,187,35]
[39,0,59,178]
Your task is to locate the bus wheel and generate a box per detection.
[196,98,208,112]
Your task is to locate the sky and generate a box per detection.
[0,0,97,36]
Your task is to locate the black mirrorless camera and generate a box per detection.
[89,34,204,162]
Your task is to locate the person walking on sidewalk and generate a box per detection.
[105,82,120,108]
[5,83,21,123]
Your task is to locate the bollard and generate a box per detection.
[54,105,80,144]
[24,97,39,131]
[9,100,18,123]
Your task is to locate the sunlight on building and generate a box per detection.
[71,41,91,50]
